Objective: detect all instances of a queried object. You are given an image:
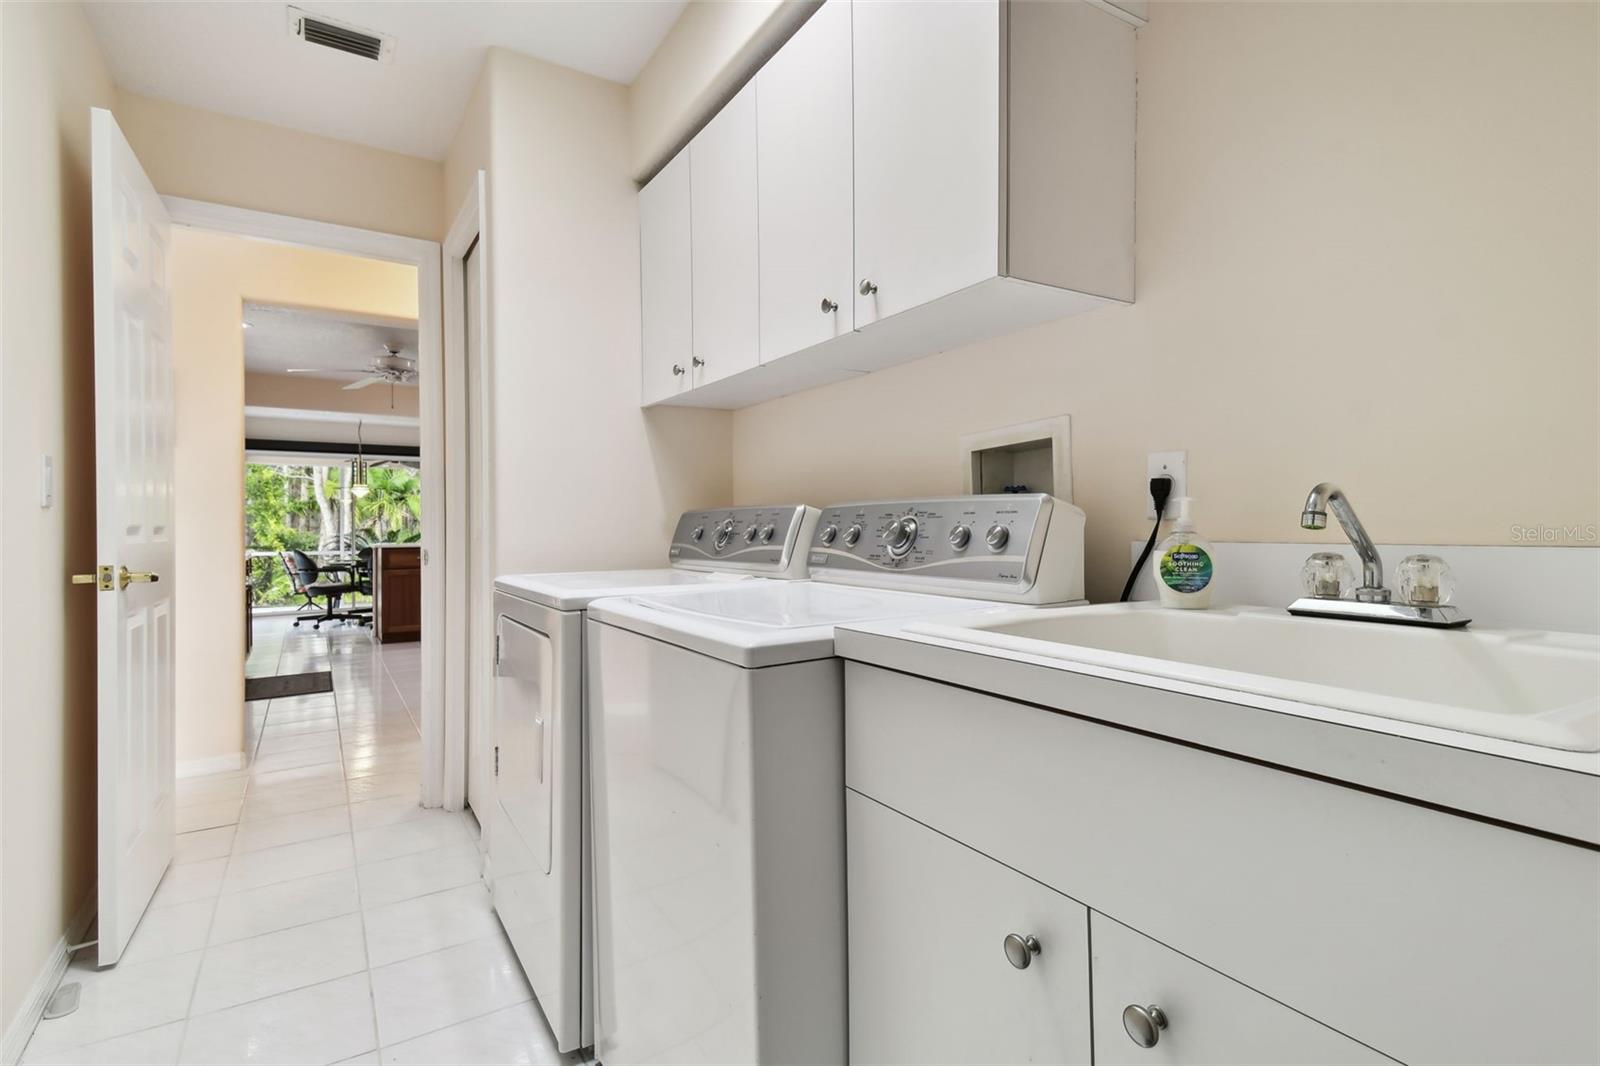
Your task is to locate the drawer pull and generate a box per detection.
[1002,933,1041,969]
[1122,1004,1169,1048]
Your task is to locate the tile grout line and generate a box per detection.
[333,630,386,1060]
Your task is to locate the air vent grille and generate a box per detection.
[288,8,393,63]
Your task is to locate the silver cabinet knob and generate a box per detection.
[692,356,705,368]
[1122,1004,1169,1049]
[859,279,878,296]
[820,298,838,314]
[672,364,685,376]
[1002,933,1041,970]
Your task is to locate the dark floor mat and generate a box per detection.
[245,670,334,703]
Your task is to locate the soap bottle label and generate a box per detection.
[1159,544,1213,594]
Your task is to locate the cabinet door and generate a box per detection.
[847,791,1090,1065]
[639,150,692,404]
[757,0,853,362]
[1091,914,1395,1066]
[690,82,760,387]
[852,0,1000,328]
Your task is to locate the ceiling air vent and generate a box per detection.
[287,7,395,63]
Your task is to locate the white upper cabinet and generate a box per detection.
[757,0,855,362]
[639,151,692,405]
[640,0,1135,409]
[852,0,1001,328]
[689,82,760,388]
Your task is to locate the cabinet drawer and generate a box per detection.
[847,790,1090,1065]
[845,663,1600,1065]
[1091,914,1391,1066]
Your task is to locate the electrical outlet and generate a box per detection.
[1146,451,1187,518]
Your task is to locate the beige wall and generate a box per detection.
[245,371,420,419]
[170,233,417,766]
[0,0,115,1038]
[465,48,730,577]
[115,91,444,241]
[731,1,1600,602]
[627,0,803,180]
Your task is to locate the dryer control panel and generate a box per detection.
[669,505,819,579]
[806,495,1085,604]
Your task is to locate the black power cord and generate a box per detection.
[1121,475,1174,602]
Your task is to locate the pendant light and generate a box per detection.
[351,420,370,499]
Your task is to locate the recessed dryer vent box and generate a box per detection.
[960,416,1073,502]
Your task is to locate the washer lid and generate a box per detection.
[494,569,752,612]
[586,581,1008,668]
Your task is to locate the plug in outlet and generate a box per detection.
[1146,451,1187,519]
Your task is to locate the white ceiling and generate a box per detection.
[83,1,687,160]
[244,303,418,381]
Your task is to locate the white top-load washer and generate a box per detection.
[584,494,1085,1065]
[488,504,817,1053]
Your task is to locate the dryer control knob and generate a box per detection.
[985,524,1010,553]
[949,525,971,551]
[820,525,839,546]
[744,526,759,543]
[843,525,863,548]
[760,524,776,543]
[691,526,705,541]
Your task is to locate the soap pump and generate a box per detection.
[1152,497,1215,609]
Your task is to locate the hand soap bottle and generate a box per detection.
[1152,497,1215,608]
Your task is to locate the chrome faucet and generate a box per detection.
[1299,483,1388,602]
[1288,482,1471,628]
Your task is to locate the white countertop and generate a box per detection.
[836,605,1600,845]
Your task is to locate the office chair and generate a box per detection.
[281,550,359,630]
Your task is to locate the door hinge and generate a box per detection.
[494,745,500,776]
[493,633,501,673]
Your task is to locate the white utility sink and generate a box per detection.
[911,604,1600,751]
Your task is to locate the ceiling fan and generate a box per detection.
[286,344,417,390]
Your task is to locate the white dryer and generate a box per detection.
[585,494,1085,1065]
[488,504,817,1053]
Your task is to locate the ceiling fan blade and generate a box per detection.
[343,376,386,391]
[286,367,369,375]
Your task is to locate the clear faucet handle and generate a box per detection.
[1395,554,1455,606]
[1300,552,1356,599]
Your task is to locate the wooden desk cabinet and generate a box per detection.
[371,545,421,644]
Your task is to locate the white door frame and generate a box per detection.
[163,196,449,807]
[441,173,493,813]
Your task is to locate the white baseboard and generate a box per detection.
[177,752,244,779]
[1,886,97,1066]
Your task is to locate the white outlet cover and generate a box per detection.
[1146,451,1187,518]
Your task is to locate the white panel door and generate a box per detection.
[1090,914,1395,1065]
[757,0,854,362]
[847,791,1092,1065]
[639,151,693,404]
[853,0,1000,327]
[89,107,177,966]
[690,82,760,387]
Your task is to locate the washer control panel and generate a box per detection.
[807,495,1085,603]
[669,505,818,578]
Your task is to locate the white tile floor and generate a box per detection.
[23,617,570,1066]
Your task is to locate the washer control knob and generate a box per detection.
[820,525,839,546]
[760,524,776,543]
[985,524,1010,554]
[883,516,919,559]
[744,525,759,543]
[691,526,705,541]
[843,525,863,548]
[949,524,971,551]
[714,519,737,553]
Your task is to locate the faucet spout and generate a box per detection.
[1300,483,1388,601]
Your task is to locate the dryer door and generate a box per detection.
[496,614,555,873]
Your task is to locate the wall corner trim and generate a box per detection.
[176,752,246,779]
[0,886,98,1066]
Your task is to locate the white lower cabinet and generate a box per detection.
[1090,915,1392,1066]
[847,790,1091,1065]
